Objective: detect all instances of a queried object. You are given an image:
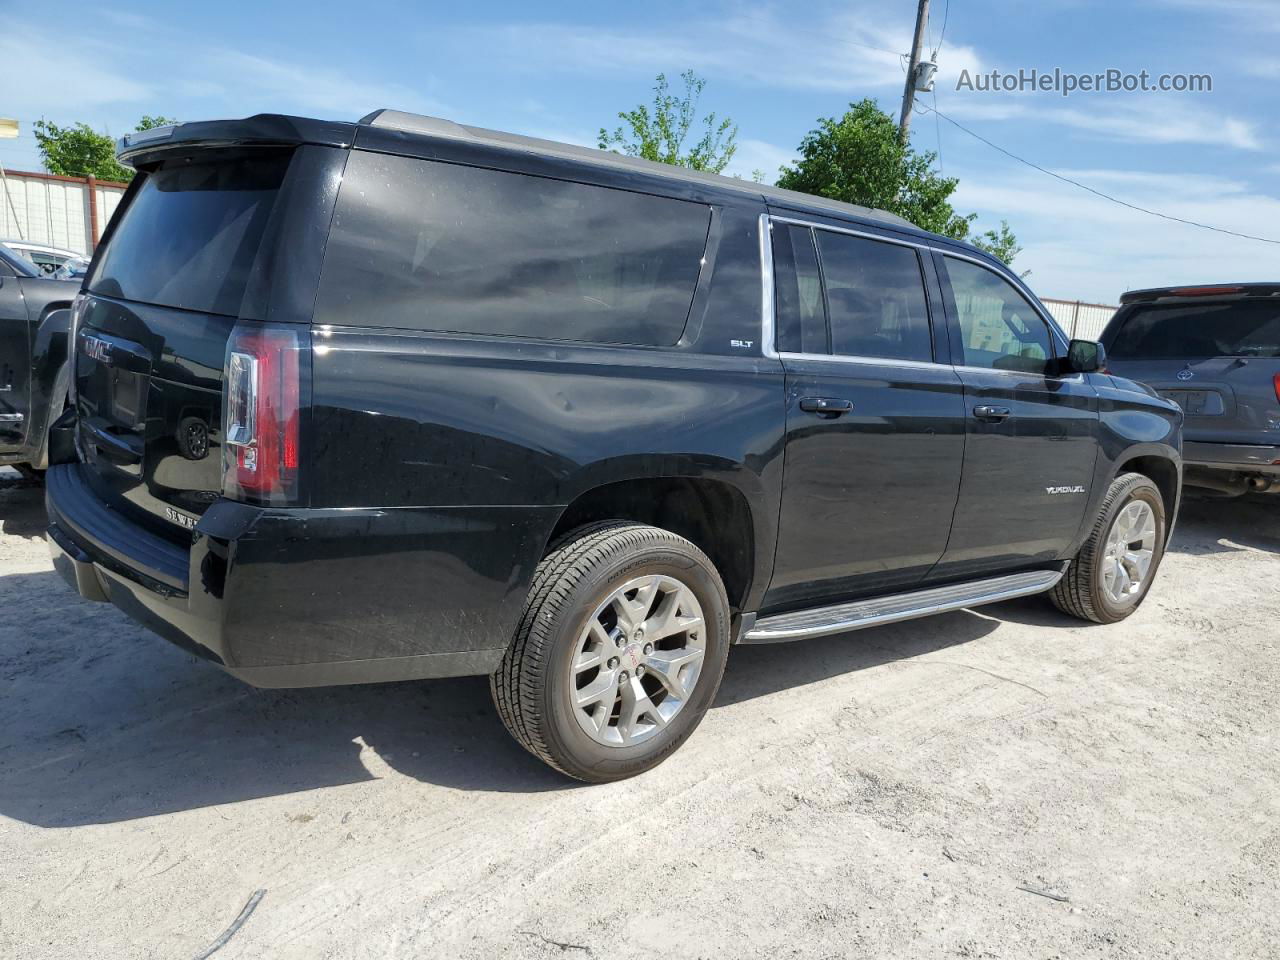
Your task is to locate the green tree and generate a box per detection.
[777,99,1021,265]
[135,115,177,132]
[32,116,178,182]
[970,220,1024,268]
[600,70,737,174]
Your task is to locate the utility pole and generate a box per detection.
[898,0,931,146]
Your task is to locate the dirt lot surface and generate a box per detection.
[2,466,1278,959]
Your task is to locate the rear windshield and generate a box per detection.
[1110,301,1280,359]
[88,152,290,316]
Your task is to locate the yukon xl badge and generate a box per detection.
[164,506,199,530]
[1045,485,1086,495]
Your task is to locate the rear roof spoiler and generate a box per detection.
[1120,283,1280,304]
[116,114,357,168]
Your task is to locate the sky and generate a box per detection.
[1,0,1276,303]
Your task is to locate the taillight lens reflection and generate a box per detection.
[223,324,304,505]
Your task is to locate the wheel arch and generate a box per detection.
[546,476,763,615]
[1113,451,1182,542]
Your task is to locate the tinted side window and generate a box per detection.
[315,151,711,346]
[816,231,932,362]
[944,257,1054,374]
[772,224,826,354]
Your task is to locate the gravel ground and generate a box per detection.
[2,465,1278,959]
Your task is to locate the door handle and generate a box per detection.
[973,404,1012,422]
[799,397,853,418]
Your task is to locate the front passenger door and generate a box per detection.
[929,253,1099,581]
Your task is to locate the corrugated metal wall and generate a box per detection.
[0,170,127,255]
[1042,298,1117,341]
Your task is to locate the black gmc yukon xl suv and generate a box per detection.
[46,111,1183,782]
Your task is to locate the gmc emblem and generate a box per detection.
[82,334,113,363]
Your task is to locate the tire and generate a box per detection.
[1051,472,1167,624]
[491,521,731,783]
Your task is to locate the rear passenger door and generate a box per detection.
[765,219,967,609]
[929,253,1099,580]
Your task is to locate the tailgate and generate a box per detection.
[1105,298,1280,444]
[75,148,295,537]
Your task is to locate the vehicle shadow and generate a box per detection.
[0,562,1004,825]
[716,607,1000,707]
[1168,492,1280,557]
[0,468,47,539]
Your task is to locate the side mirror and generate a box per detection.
[1067,339,1106,374]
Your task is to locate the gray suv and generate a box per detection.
[1102,284,1280,496]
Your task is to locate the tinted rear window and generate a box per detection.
[1110,301,1280,358]
[314,151,711,345]
[88,152,290,316]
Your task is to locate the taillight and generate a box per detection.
[223,324,306,505]
[1274,373,1280,406]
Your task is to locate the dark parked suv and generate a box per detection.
[1101,284,1280,496]
[1,242,77,477]
[46,111,1183,781]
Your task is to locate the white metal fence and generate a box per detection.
[0,169,127,256]
[1042,298,1117,341]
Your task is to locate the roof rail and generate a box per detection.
[354,108,917,232]
[358,110,473,140]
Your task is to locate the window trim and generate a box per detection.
[759,213,1073,377]
[811,223,936,365]
[937,251,1070,353]
[937,251,1068,377]
[316,151,716,347]
[762,214,945,369]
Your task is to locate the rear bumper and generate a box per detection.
[1183,441,1280,475]
[46,462,558,686]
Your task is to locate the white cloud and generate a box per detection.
[0,25,151,113]
[723,138,796,183]
[0,16,445,133]
[951,165,1280,303]
[443,7,983,94]
[1154,0,1280,24]
[943,95,1261,150]
[194,51,445,119]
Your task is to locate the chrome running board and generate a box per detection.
[743,568,1065,644]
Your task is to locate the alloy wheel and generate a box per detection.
[1101,500,1158,605]
[569,574,706,747]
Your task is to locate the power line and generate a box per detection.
[932,86,943,174]
[935,0,951,55]
[915,99,1280,247]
